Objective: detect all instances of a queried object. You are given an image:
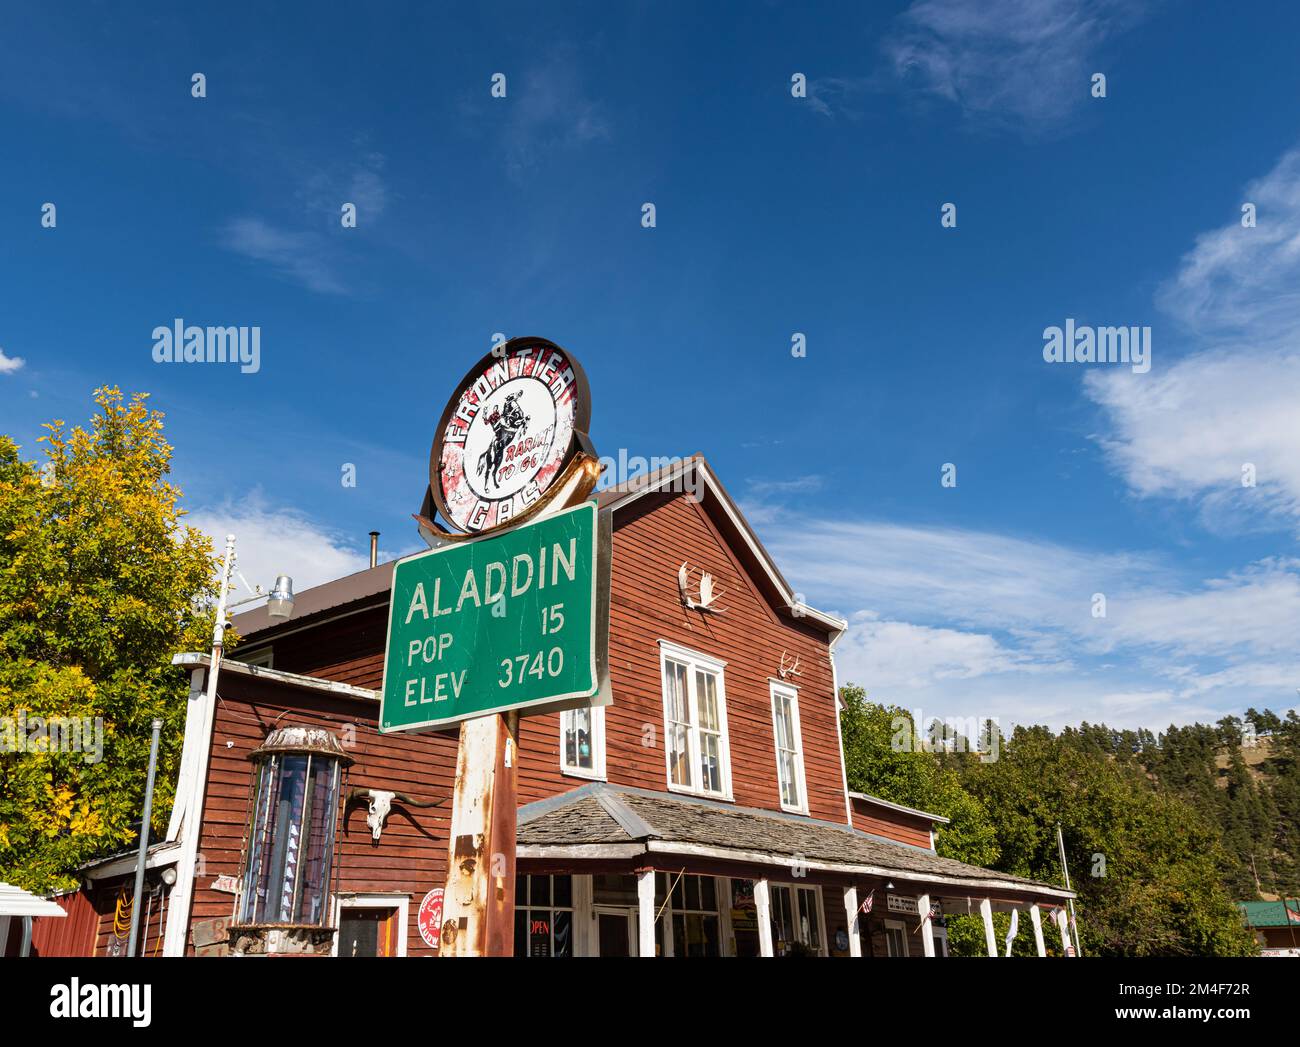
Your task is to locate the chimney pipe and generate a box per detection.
[369,531,379,569]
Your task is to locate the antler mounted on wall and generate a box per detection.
[778,651,802,679]
[678,562,726,614]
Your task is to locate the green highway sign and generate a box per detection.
[379,501,602,733]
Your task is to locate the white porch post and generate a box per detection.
[979,897,997,956]
[1030,903,1046,957]
[636,869,656,957]
[754,878,774,957]
[1054,907,1074,956]
[843,886,862,957]
[917,893,935,957]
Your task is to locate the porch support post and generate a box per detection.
[754,878,774,957]
[1030,903,1046,957]
[917,892,935,957]
[636,868,655,957]
[979,897,997,956]
[843,886,862,957]
[1054,906,1074,956]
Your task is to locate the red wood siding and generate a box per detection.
[258,490,849,824]
[187,674,454,956]
[850,805,934,850]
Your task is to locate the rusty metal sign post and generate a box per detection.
[403,338,603,957]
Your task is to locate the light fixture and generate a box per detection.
[886,881,894,890]
[160,867,177,886]
[265,575,295,620]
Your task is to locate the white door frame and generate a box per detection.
[591,905,638,957]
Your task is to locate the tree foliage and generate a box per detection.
[0,388,215,890]
[840,686,1259,956]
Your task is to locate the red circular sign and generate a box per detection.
[430,338,591,534]
[418,887,444,951]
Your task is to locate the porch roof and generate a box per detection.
[517,783,1074,901]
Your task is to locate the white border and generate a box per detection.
[769,679,808,815]
[331,893,410,957]
[658,640,733,801]
[379,501,600,734]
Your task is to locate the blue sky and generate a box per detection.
[3,0,1300,731]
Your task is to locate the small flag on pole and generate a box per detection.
[860,890,874,914]
[1004,908,1020,956]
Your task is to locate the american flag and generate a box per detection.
[1286,904,1300,924]
[860,890,874,914]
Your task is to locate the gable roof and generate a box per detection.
[518,783,1073,900]
[232,454,845,641]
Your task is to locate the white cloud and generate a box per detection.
[187,494,369,599]
[1087,146,1300,532]
[765,516,1300,726]
[220,217,348,295]
[0,346,25,374]
[884,0,1144,130]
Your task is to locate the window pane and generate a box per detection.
[684,875,700,912]
[592,874,638,906]
[527,910,552,957]
[780,751,799,807]
[700,732,721,793]
[798,888,821,949]
[773,695,793,749]
[668,723,692,787]
[666,661,689,722]
[552,875,572,908]
[696,670,719,730]
[563,708,593,771]
[700,876,717,911]
[553,910,573,957]
[531,875,550,906]
[514,908,526,957]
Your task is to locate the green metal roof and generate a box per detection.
[1237,900,1300,928]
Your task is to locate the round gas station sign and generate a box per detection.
[430,338,592,534]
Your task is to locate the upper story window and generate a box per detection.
[236,727,350,928]
[559,705,605,779]
[769,681,808,813]
[659,641,731,799]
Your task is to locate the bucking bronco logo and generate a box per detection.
[477,392,530,493]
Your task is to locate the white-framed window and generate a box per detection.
[769,680,808,813]
[658,641,731,799]
[769,883,825,956]
[559,705,605,779]
[882,918,909,957]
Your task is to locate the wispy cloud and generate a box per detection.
[1087,145,1300,533]
[766,515,1300,727]
[461,49,610,178]
[0,346,25,375]
[883,0,1146,131]
[220,217,349,295]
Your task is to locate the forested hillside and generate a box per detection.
[838,684,1291,956]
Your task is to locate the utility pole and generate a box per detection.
[127,718,163,956]
[1056,822,1083,957]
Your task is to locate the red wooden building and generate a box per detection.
[47,456,1075,958]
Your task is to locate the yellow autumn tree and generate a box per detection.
[0,387,216,890]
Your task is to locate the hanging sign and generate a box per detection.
[887,894,918,915]
[427,337,594,536]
